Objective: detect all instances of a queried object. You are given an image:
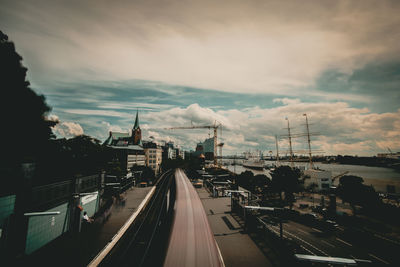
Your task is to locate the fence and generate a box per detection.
[25,202,70,255]
[0,173,109,258]
[231,196,298,266]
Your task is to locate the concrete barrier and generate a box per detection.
[87,186,156,267]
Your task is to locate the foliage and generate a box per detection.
[131,165,155,183]
[0,30,57,165]
[235,171,271,194]
[34,135,118,185]
[270,166,301,208]
[336,175,381,214]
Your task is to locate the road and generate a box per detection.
[262,218,398,266]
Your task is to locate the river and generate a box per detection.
[224,159,400,193]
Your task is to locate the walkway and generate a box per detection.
[22,186,152,267]
[197,187,273,267]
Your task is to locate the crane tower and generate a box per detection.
[166,121,222,167]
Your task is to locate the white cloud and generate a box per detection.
[141,103,400,156]
[61,109,131,117]
[53,121,84,138]
[273,98,301,105]
[47,114,59,122]
[101,121,123,133]
[97,102,173,111]
[2,0,399,94]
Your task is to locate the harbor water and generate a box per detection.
[225,159,400,193]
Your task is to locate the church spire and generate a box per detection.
[133,109,139,130]
[131,109,142,145]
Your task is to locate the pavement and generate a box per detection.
[196,186,273,267]
[261,215,399,266]
[21,186,152,267]
[294,193,353,216]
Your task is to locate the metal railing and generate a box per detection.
[90,169,175,267]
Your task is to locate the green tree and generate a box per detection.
[236,170,254,190]
[270,166,301,208]
[336,175,381,215]
[0,30,56,165]
[34,135,115,184]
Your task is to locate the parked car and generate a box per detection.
[192,179,203,188]
[325,220,339,231]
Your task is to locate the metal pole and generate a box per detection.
[214,126,218,166]
[275,135,280,167]
[285,117,294,168]
[303,113,313,170]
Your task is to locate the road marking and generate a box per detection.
[311,228,322,233]
[266,223,329,256]
[321,240,335,248]
[297,228,309,235]
[374,234,400,246]
[264,224,288,239]
[369,253,390,265]
[300,245,316,255]
[336,238,352,246]
[273,226,329,256]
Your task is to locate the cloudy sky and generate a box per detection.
[1,0,400,155]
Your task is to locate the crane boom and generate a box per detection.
[166,122,222,166]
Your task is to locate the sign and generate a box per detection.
[81,192,98,205]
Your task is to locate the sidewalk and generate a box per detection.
[196,187,273,267]
[21,186,152,267]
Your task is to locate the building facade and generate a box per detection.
[104,111,145,171]
[304,169,332,191]
[143,141,163,174]
[193,137,214,160]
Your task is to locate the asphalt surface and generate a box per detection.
[197,186,273,267]
[262,218,399,266]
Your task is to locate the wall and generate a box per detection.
[0,195,15,227]
[0,194,16,242]
[80,192,99,217]
[25,202,70,255]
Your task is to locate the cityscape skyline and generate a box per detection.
[1,0,400,155]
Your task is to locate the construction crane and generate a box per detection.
[166,121,222,167]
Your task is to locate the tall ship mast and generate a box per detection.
[275,135,280,167]
[303,113,314,170]
[285,117,295,168]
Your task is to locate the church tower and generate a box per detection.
[132,110,142,145]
